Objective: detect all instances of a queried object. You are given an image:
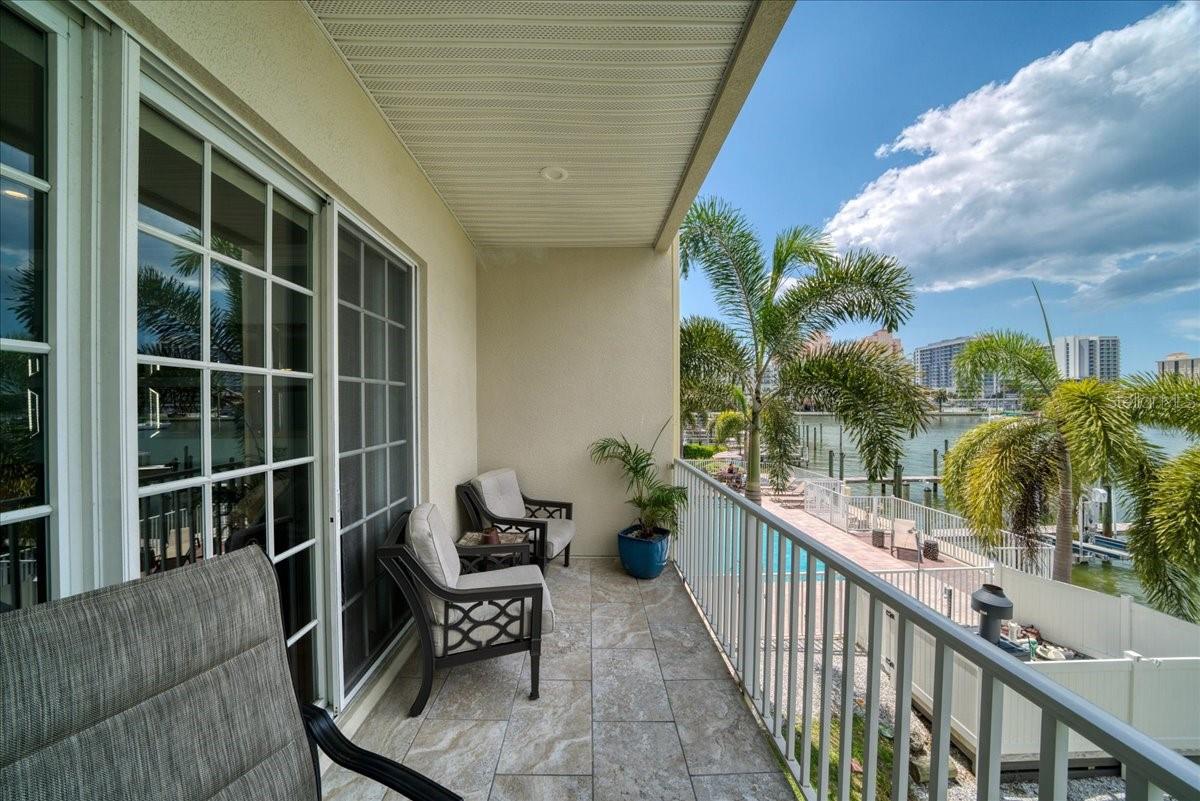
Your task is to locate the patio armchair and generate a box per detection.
[379,503,554,717]
[0,547,459,801]
[457,468,575,570]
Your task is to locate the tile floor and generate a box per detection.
[322,557,796,801]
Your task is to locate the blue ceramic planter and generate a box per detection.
[617,525,670,579]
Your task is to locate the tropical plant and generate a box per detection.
[679,196,929,501]
[589,421,688,537]
[711,406,749,451]
[932,388,950,413]
[945,294,1200,618]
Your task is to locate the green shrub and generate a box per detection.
[800,711,893,801]
[683,443,720,459]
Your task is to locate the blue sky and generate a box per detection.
[681,0,1200,374]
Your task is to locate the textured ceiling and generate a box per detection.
[305,0,758,246]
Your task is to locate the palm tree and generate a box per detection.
[933,388,950,413]
[679,197,929,502]
[946,327,1200,618]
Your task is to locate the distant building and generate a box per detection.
[910,336,998,394]
[1158,352,1198,378]
[862,328,902,355]
[1053,335,1120,380]
[804,331,831,354]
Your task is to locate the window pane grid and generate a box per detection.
[336,221,414,694]
[134,103,318,700]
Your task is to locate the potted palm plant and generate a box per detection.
[589,423,688,579]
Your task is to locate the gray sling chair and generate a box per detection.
[456,468,575,571]
[378,503,554,717]
[0,547,459,801]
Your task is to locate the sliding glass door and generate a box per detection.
[335,219,415,696]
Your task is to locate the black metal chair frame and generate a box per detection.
[378,511,545,717]
[302,704,461,800]
[456,481,573,571]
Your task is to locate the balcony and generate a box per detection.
[324,556,793,801]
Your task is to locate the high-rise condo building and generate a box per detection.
[1157,352,1198,378]
[1053,335,1121,380]
[910,336,998,394]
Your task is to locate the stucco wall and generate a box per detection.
[100,0,478,523]
[476,245,680,556]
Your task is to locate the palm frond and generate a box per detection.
[944,417,1060,550]
[710,409,749,444]
[953,330,1059,400]
[760,396,802,492]
[1149,446,1200,576]
[679,197,768,342]
[1121,373,1200,439]
[680,316,750,424]
[588,436,655,492]
[779,342,930,480]
[778,248,916,335]
[769,225,835,297]
[1044,378,1141,484]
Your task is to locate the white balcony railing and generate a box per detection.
[672,458,1200,801]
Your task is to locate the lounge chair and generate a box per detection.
[378,503,554,716]
[457,468,574,570]
[0,547,459,801]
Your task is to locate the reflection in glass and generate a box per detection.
[137,365,202,486]
[276,545,314,637]
[365,384,386,448]
[137,105,202,239]
[366,448,386,516]
[211,151,265,267]
[272,377,311,460]
[364,316,385,380]
[273,465,311,553]
[1,516,47,611]
[338,310,360,378]
[388,261,408,322]
[212,472,266,555]
[342,598,365,690]
[211,372,265,472]
[0,7,46,178]
[363,247,386,316]
[339,381,361,451]
[340,525,363,601]
[137,231,202,360]
[272,284,310,372]
[287,627,318,704]
[338,228,361,304]
[0,177,45,342]
[388,323,408,383]
[388,385,408,444]
[389,443,410,502]
[339,454,362,524]
[0,351,45,512]
[210,261,266,366]
[272,192,310,287]
[138,486,203,575]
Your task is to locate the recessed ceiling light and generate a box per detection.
[2,188,31,200]
[540,166,569,183]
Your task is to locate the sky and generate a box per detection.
[680,0,1200,375]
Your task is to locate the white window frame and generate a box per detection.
[121,55,331,703]
[0,0,76,603]
[324,201,422,711]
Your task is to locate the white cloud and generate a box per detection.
[1173,316,1200,343]
[825,3,1200,300]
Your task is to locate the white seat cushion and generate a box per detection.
[535,518,575,559]
[436,564,555,654]
[406,503,461,589]
[471,468,527,519]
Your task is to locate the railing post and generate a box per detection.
[862,598,884,801]
[837,582,858,801]
[976,671,1004,801]
[741,512,758,698]
[1039,714,1068,801]
[890,617,914,801]
[929,642,954,801]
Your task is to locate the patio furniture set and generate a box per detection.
[0,467,573,801]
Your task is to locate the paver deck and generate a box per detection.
[322,557,796,801]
